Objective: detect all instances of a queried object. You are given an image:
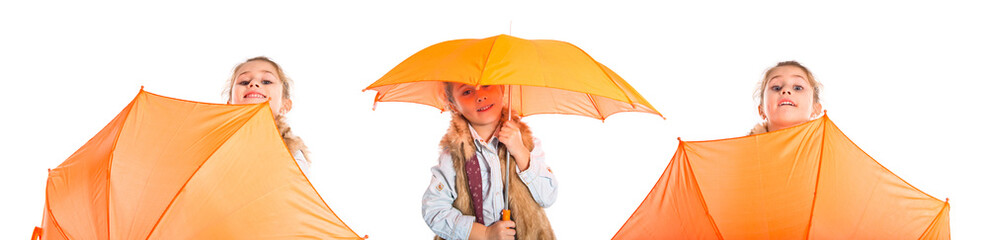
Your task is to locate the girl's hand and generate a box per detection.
[498,121,530,171]
[485,220,516,240]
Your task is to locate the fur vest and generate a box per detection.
[748,121,770,135]
[435,108,555,240]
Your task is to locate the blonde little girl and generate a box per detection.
[224,56,311,173]
[750,60,824,135]
[422,83,558,240]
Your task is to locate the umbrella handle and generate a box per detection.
[501,209,511,230]
[32,227,42,240]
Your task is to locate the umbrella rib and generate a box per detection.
[573,43,634,104]
[586,53,663,119]
[827,114,943,201]
[585,92,605,120]
[609,142,678,239]
[143,105,265,240]
[918,202,949,239]
[43,185,72,240]
[821,114,949,237]
[803,119,826,239]
[291,145,363,238]
[577,45,658,119]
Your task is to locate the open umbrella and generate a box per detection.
[612,114,949,239]
[33,89,362,239]
[364,34,663,227]
[365,34,662,120]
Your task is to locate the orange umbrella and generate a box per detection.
[612,114,949,239]
[33,89,363,239]
[364,34,664,221]
[364,34,663,120]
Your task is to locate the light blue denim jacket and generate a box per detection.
[422,125,558,240]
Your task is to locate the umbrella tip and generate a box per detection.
[362,234,369,239]
[677,137,682,142]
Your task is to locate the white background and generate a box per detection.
[2,1,985,239]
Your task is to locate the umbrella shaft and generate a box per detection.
[504,87,512,214]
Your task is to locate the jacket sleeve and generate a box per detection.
[515,138,559,207]
[422,151,474,240]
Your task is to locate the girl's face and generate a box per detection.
[450,83,504,129]
[760,65,822,131]
[229,60,291,115]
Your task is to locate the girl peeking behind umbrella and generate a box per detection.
[224,56,312,174]
[750,60,824,135]
[422,83,558,240]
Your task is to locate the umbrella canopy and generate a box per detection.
[34,89,362,239]
[364,34,663,120]
[613,114,949,239]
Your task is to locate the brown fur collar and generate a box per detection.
[748,121,769,136]
[435,107,555,240]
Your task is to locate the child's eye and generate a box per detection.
[262,80,274,85]
[237,80,250,85]
[461,90,473,96]
[771,86,782,91]
[793,85,804,91]
[480,85,491,89]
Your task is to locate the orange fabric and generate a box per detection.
[364,34,663,120]
[37,90,362,239]
[613,115,949,239]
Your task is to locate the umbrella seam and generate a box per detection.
[183,184,292,238]
[105,90,143,240]
[804,117,826,240]
[478,35,501,85]
[129,99,201,237]
[516,85,524,117]
[143,104,265,240]
[672,143,691,238]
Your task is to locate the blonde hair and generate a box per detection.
[444,82,457,109]
[224,56,310,162]
[754,60,823,105]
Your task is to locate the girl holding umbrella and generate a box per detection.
[364,34,664,240]
[422,83,558,240]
